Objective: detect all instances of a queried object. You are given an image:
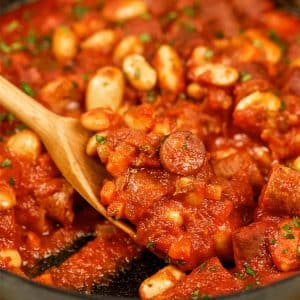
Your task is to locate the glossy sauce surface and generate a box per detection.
[1,0,300,299]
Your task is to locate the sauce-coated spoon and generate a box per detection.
[0,75,135,239]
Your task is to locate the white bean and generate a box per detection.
[154,45,184,94]
[102,0,147,22]
[0,184,16,211]
[81,29,118,53]
[139,266,185,300]
[0,249,22,268]
[86,67,124,111]
[245,30,282,64]
[123,54,157,91]
[7,130,42,161]
[52,26,78,63]
[235,91,281,111]
[80,108,114,131]
[113,35,144,64]
[189,63,239,86]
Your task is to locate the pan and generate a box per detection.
[0,1,300,299]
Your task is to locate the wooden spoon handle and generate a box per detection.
[0,76,57,134]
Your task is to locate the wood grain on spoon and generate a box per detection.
[0,75,136,239]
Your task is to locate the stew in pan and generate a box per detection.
[1,0,300,299]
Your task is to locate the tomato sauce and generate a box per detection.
[1,0,300,299]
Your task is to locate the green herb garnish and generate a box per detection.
[139,33,152,43]
[1,158,11,168]
[240,71,252,82]
[244,263,256,277]
[95,135,106,144]
[20,82,35,97]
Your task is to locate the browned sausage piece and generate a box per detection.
[160,131,206,176]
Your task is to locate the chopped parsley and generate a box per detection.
[182,6,196,17]
[72,4,89,20]
[0,40,25,53]
[166,11,178,21]
[0,41,12,53]
[204,49,214,60]
[15,124,28,131]
[282,248,289,254]
[285,233,295,239]
[26,30,37,45]
[139,33,152,43]
[5,20,20,32]
[146,241,155,248]
[201,294,211,300]
[146,90,157,103]
[293,217,300,228]
[140,12,152,20]
[253,39,262,48]
[209,266,217,272]
[270,239,276,245]
[191,290,199,300]
[215,31,224,39]
[182,143,188,150]
[199,262,206,270]
[8,177,15,186]
[115,21,125,27]
[1,158,11,168]
[240,71,252,82]
[279,100,287,112]
[20,82,35,97]
[244,263,256,277]
[82,73,89,81]
[95,135,106,144]
[182,22,196,33]
[268,30,287,52]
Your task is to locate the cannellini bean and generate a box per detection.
[0,249,22,268]
[81,29,119,53]
[102,0,147,22]
[86,132,108,156]
[0,184,16,211]
[113,35,144,64]
[139,266,185,300]
[52,26,78,63]
[187,83,204,100]
[123,54,157,91]
[80,108,114,131]
[86,67,124,111]
[7,130,41,161]
[245,30,282,64]
[154,45,184,94]
[188,46,212,66]
[189,63,239,86]
[292,157,300,171]
[235,91,281,111]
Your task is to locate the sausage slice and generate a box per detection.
[160,131,206,176]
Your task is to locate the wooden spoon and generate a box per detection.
[0,75,135,239]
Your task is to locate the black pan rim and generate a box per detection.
[1,1,300,299]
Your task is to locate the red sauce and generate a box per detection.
[1,0,300,299]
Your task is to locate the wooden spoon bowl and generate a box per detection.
[0,75,136,239]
